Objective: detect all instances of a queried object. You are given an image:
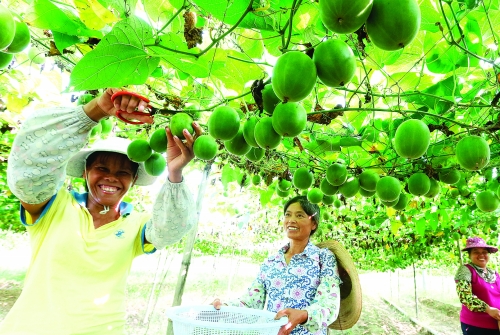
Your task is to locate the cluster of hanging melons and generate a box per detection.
[126,112,196,176]
[319,0,421,51]
[0,4,31,70]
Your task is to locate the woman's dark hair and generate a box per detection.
[85,151,139,175]
[283,195,321,236]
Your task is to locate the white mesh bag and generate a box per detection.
[167,305,288,335]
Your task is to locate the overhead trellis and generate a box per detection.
[2,0,500,270]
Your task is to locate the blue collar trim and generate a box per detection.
[70,191,134,217]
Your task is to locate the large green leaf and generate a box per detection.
[25,0,103,38]
[68,17,160,91]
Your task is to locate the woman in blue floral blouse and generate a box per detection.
[213,195,341,335]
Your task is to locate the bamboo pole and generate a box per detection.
[413,263,418,319]
[166,163,212,335]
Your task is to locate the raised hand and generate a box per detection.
[166,122,203,183]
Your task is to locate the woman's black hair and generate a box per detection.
[283,195,321,236]
[85,151,139,175]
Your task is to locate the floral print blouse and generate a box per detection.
[228,241,341,335]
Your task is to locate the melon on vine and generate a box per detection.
[408,173,431,196]
[0,4,15,50]
[359,188,376,197]
[366,0,421,51]
[455,135,490,171]
[307,188,324,204]
[278,179,292,192]
[320,178,338,196]
[272,51,317,103]
[293,167,314,190]
[439,169,461,185]
[243,116,260,147]
[358,169,380,191]
[246,147,265,162]
[323,195,334,205]
[208,106,240,141]
[193,135,218,161]
[424,179,441,198]
[394,119,430,159]
[0,52,14,70]
[254,117,282,149]
[252,174,261,186]
[339,177,360,198]
[319,0,373,34]
[272,102,307,137]
[313,39,357,87]
[476,190,499,213]
[4,20,31,54]
[376,176,401,202]
[326,163,348,186]
[392,193,409,211]
[262,84,281,114]
[224,126,251,156]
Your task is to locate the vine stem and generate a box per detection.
[156,0,187,35]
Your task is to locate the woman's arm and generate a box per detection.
[454,264,488,312]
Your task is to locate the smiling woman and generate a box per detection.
[1,89,202,335]
[212,196,341,335]
[455,237,500,335]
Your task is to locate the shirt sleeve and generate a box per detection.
[225,264,267,309]
[7,106,95,204]
[144,178,197,250]
[303,249,342,332]
[455,264,489,312]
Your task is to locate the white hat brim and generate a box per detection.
[66,137,157,186]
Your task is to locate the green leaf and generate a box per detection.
[26,0,103,38]
[457,18,482,68]
[390,219,403,235]
[260,181,277,207]
[415,217,426,236]
[53,32,81,53]
[192,0,249,26]
[404,75,462,114]
[68,16,160,90]
[420,0,442,32]
[304,137,341,154]
[221,164,237,188]
[98,0,138,18]
[142,0,183,31]
[237,29,265,59]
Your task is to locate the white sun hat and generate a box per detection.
[66,137,158,186]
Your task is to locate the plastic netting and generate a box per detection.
[167,305,288,335]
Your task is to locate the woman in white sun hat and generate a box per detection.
[2,88,201,335]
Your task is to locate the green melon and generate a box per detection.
[359,188,376,197]
[476,190,500,212]
[376,176,401,202]
[144,153,166,176]
[334,199,342,208]
[326,163,348,186]
[381,197,399,207]
[193,135,218,161]
[242,116,260,147]
[99,118,113,136]
[293,167,314,190]
[149,128,168,153]
[0,4,15,50]
[208,106,240,140]
[277,188,290,198]
[407,173,431,196]
[224,126,251,156]
[272,51,317,103]
[4,20,31,54]
[0,52,13,70]
[77,94,94,106]
[278,179,292,192]
[424,179,441,198]
[366,0,421,51]
[313,39,357,87]
[358,169,380,191]
[394,119,430,159]
[170,113,194,139]
[339,177,359,198]
[392,193,409,211]
[90,123,101,137]
[449,188,460,199]
[252,174,261,185]
[272,102,307,137]
[323,195,335,205]
[320,178,339,196]
[262,84,281,114]
[455,135,490,171]
[307,188,324,204]
[438,169,461,185]
[245,147,265,162]
[319,0,373,34]
[28,46,45,64]
[127,139,153,162]
[254,117,282,149]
